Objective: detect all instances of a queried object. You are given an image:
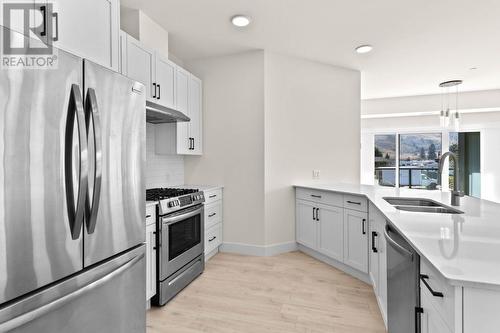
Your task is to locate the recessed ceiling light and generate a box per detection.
[469,67,478,70]
[231,15,251,27]
[355,45,373,54]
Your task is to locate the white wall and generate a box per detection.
[185,51,266,246]
[120,7,169,59]
[184,51,361,250]
[361,92,500,203]
[264,52,361,245]
[146,123,184,189]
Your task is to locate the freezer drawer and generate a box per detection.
[0,245,146,333]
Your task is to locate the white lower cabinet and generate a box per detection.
[296,200,318,249]
[369,203,387,325]
[343,209,368,273]
[317,204,344,261]
[145,205,157,302]
[145,223,156,301]
[296,190,368,274]
[421,287,453,333]
[204,188,223,260]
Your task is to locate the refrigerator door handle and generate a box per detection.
[65,84,88,240]
[84,88,103,234]
[0,253,144,332]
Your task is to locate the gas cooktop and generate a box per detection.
[146,188,205,215]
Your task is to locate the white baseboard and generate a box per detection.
[219,241,297,257]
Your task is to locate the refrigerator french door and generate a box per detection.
[0,26,146,332]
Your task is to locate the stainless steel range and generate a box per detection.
[146,188,205,306]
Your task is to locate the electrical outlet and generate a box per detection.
[313,170,320,179]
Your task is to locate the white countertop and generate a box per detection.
[295,183,500,288]
[175,184,224,192]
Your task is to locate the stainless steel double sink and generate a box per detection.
[384,197,464,214]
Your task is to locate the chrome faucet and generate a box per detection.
[438,152,464,206]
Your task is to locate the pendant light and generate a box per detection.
[439,80,463,130]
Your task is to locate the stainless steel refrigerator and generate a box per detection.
[0,27,146,332]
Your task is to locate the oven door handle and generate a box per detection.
[162,206,203,225]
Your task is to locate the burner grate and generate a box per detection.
[146,188,199,201]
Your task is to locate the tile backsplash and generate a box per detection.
[146,123,184,188]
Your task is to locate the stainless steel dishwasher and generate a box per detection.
[385,223,421,333]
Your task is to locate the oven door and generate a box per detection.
[159,205,204,280]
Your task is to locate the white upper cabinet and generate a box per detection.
[175,67,190,154]
[188,75,203,155]
[51,0,120,71]
[154,54,176,109]
[120,31,203,155]
[124,34,155,99]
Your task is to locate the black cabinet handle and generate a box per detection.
[371,231,378,253]
[347,200,361,205]
[208,236,216,242]
[312,207,316,221]
[146,214,151,218]
[40,6,47,36]
[420,275,444,297]
[157,84,161,99]
[52,12,59,41]
[415,307,423,333]
[362,219,366,234]
[152,83,156,98]
[208,213,216,217]
[209,194,217,199]
[311,194,322,198]
[316,208,320,221]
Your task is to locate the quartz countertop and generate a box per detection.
[295,183,500,288]
[175,184,224,192]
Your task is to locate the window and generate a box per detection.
[374,134,396,187]
[449,132,481,197]
[399,133,442,189]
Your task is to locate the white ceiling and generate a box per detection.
[122,0,500,99]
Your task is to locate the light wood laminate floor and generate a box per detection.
[147,251,386,333]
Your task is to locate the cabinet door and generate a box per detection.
[317,204,343,261]
[189,75,203,155]
[369,216,380,292]
[119,30,127,75]
[421,288,453,333]
[52,0,119,71]
[155,54,176,109]
[343,209,368,273]
[296,200,317,250]
[145,223,156,301]
[175,67,191,154]
[125,35,155,100]
[377,218,388,318]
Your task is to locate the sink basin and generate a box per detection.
[394,205,463,214]
[383,197,464,214]
[384,197,441,207]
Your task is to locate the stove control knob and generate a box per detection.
[168,201,174,208]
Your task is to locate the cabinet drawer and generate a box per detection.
[296,188,343,207]
[343,194,368,212]
[420,259,455,331]
[146,204,156,226]
[205,201,222,229]
[204,188,223,205]
[205,223,222,254]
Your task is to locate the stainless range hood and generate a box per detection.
[146,100,190,123]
